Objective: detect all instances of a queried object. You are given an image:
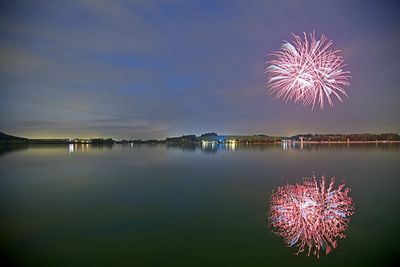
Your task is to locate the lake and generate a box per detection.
[0,143,399,266]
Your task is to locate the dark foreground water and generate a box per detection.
[0,143,399,266]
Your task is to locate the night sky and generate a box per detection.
[1,0,399,139]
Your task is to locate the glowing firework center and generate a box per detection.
[268,175,354,257]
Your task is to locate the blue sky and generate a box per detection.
[1,0,399,139]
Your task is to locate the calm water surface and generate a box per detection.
[0,143,399,266]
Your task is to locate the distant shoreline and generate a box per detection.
[1,140,400,146]
[1,131,400,145]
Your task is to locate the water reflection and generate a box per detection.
[68,144,74,154]
[166,142,400,153]
[0,142,394,156]
[281,140,304,150]
[0,144,28,157]
[68,143,89,153]
[67,144,113,154]
[0,142,399,266]
[268,175,354,258]
[200,142,236,153]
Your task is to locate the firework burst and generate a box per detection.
[266,32,351,109]
[268,175,355,258]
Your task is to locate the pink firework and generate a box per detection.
[266,32,351,109]
[268,175,354,258]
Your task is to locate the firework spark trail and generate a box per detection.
[266,32,351,110]
[268,175,354,258]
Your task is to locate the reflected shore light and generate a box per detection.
[68,144,74,154]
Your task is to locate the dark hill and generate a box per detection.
[0,132,28,141]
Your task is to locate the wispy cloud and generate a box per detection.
[1,0,399,138]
